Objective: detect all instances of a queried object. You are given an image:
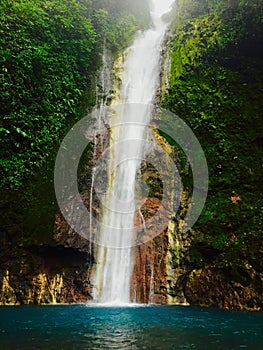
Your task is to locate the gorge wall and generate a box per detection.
[159,0,263,310]
[1,0,262,311]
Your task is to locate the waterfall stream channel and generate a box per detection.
[92,0,175,305]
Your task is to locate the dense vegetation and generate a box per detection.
[1,0,262,308]
[0,0,149,189]
[0,0,149,242]
[162,0,263,275]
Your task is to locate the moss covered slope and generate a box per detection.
[162,0,263,309]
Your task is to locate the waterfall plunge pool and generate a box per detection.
[0,305,262,349]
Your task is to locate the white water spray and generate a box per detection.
[92,0,175,305]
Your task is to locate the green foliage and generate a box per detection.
[0,0,150,189]
[0,0,150,245]
[92,0,150,30]
[91,0,150,53]
[162,0,263,269]
[0,0,97,188]
[92,9,138,53]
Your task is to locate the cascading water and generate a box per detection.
[92,0,175,305]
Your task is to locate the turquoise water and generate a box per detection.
[0,305,262,349]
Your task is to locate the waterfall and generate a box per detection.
[92,0,175,305]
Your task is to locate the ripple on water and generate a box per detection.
[0,305,262,350]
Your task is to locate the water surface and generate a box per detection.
[0,305,262,349]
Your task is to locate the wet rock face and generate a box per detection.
[131,230,169,304]
[130,204,192,305]
[0,244,92,305]
[185,267,263,311]
[130,131,192,304]
[0,245,91,305]
[0,202,93,306]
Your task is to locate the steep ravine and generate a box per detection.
[1,1,262,310]
[0,40,192,307]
